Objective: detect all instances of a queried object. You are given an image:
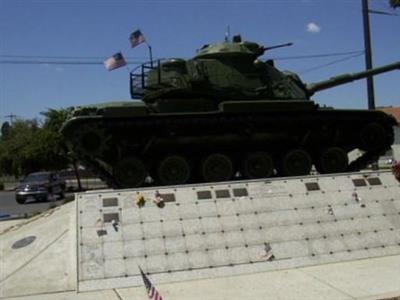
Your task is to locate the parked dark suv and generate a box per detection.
[15,171,66,204]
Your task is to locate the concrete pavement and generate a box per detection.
[3,254,400,299]
[0,202,76,298]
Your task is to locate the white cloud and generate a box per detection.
[306,22,321,34]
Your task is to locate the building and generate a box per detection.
[379,106,400,162]
[348,107,400,167]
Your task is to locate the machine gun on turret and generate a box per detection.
[255,42,293,56]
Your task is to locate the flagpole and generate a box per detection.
[145,42,153,68]
[225,25,231,41]
[118,49,130,73]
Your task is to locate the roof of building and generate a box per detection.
[379,107,400,123]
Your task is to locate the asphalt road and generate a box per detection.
[0,191,67,218]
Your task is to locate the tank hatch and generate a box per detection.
[195,35,262,59]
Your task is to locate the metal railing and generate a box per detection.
[130,60,163,99]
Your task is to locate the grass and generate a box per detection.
[49,203,58,209]
[31,210,42,217]
[62,195,75,204]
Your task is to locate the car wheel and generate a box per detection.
[16,198,26,204]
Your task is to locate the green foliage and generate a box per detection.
[0,108,72,177]
[41,108,72,132]
[1,122,11,139]
[63,195,75,204]
[390,0,400,8]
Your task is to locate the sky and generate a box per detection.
[0,0,399,124]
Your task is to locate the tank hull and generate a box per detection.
[61,101,396,188]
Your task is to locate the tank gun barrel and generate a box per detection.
[306,61,400,96]
[262,42,293,52]
[257,42,293,56]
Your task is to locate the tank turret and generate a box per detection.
[130,37,399,113]
[61,35,399,188]
[194,34,292,59]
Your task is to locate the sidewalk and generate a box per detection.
[3,254,400,300]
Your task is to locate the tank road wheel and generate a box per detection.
[73,124,111,157]
[279,149,312,177]
[359,122,387,151]
[113,157,146,188]
[316,147,349,174]
[157,155,191,186]
[241,152,274,179]
[201,153,234,183]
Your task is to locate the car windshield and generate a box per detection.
[22,173,50,182]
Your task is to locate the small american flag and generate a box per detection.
[103,52,126,71]
[155,191,163,203]
[130,29,146,48]
[140,268,164,300]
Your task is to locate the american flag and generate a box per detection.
[129,29,146,48]
[140,268,164,300]
[103,52,127,71]
[155,191,163,203]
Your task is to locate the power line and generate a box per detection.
[0,54,148,60]
[375,0,400,13]
[299,52,365,74]
[369,0,400,16]
[376,0,391,10]
[0,50,366,66]
[368,9,399,16]
[3,114,18,124]
[0,60,144,65]
[271,50,364,61]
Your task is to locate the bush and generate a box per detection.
[0,182,4,191]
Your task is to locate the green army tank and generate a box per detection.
[60,35,399,188]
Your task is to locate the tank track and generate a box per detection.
[81,146,390,189]
[347,150,383,172]
[63,108,396,188]
[80,156,120,188]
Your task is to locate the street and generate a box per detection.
[0,191,67,218]
[0,177,106,220]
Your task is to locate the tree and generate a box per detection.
[40,107,72,164]
[390,0,400,8]
[41,107,83,190]
[1,122,11,140]
[0,108,72,177]
[41,108,72,132]
[0,119,41,176]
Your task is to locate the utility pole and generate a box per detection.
[362,0,376,110]
[4,114,17,124]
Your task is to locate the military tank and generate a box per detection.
[60,35,399,188]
